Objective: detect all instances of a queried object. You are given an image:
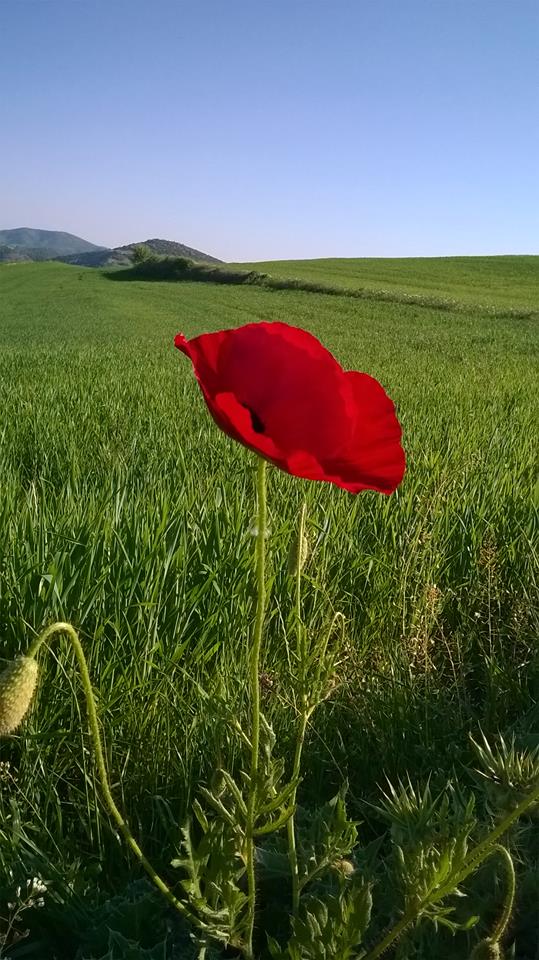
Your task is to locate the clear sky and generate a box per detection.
[1,0,537,261]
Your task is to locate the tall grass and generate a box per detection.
[0,262,537,955]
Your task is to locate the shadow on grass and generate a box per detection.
[104,259,267,286]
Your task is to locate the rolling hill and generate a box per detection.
[0,228,221,265]
[58,237,222,267]
[0,227,105,261]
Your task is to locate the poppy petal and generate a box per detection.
[212,322,350,460]
[323,371,405,494]
[212,392,284,463]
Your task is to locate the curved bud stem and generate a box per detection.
[469,845,515,959]
[489,844,515,946]
[28,622,209,934]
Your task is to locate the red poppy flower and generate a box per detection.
[175,321,405,495]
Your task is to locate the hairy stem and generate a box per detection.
[489,844,516,945]
[245,457,267,959]
[29,622,208,934]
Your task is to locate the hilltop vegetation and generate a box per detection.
[60,237,223,267]
[0,260,537,958]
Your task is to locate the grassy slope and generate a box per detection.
[232,254,539,309]
[0,261,537,954]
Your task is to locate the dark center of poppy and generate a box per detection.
[242,403,266,434]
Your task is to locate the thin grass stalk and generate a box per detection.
[245,457,267,959]
[287,501,308,914]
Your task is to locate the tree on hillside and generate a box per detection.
[131,243,154,264]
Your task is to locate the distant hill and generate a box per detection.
[58,238,222,267]
[0,229,221,266]
[0,228,105,261]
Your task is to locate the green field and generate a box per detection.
[0,259,538,958]
[234,254,539,310]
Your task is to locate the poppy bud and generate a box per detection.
[0,657,39,735]
[470,940,502,960]
[287,528,309,576]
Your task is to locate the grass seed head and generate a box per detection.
[0,657,39,735]
[287,528,310,576]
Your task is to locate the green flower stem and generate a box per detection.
[245,457,268,960]
[363,787,539,960]
[28,622,209,935]
[489,845,515,945]
[287,710,311,912]
[287,501,308,914]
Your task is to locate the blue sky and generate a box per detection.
[1,0,537,260]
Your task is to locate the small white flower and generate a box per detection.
[31,877,47,894]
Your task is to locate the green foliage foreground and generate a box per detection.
[0,261,537,958]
